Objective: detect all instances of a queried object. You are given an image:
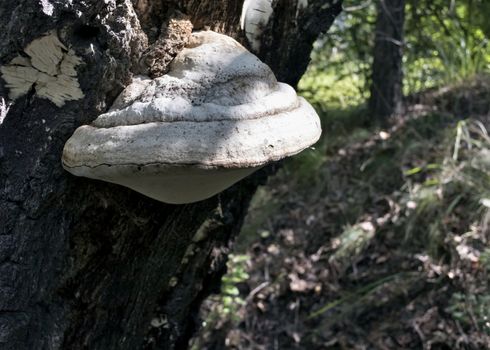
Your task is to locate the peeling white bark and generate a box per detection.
[240,0,273,52]
[298,0,308,9]
[40,0,55,16]
[296,0,308,18]
[0,31,84,107]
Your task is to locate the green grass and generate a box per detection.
[446,292,490,335]
[402,119,490,257]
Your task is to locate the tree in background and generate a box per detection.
[368,0,406,121]
[300,0,489,115]
[404,0,490,91]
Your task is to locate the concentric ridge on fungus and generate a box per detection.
[62,31,321,204]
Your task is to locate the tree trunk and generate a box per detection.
[0,1,341,349]
[368,0,405,121]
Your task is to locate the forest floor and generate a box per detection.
[192,75,490,350]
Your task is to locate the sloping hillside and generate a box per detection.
[193,75,490,350]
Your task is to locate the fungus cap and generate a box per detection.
[62,31,321,204]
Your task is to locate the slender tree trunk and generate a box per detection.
[0,1,341,349]
[368,0,405,121]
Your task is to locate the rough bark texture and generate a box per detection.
[0,1,341,349]
[368,0,405,121]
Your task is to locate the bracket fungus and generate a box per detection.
[62,31,321,204]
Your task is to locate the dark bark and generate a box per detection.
[368,0,405,121]
[0,1,341,349]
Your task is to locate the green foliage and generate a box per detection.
[405,0,490,91]
[299,0,490,112]
[190,254,250,349]
[403,119,490,258]
[199,254,249,331]
[446,292,490,335]
[298,0,376,108]
[481,248,490,272]
[474,2,490,38]
[215,254,249,320]
[299,61,367,109]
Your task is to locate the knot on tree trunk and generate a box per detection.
[137,11,193,78]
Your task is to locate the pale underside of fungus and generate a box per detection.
[62,31,321,204]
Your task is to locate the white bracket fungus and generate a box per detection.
[62,31,321,204]
[240,0,273,52]
[0,31,84,107]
